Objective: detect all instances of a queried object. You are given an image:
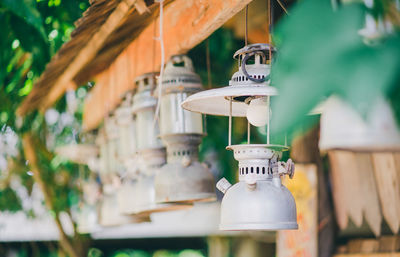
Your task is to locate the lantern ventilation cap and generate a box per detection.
[132,73,159,113]
[159,55,202,94]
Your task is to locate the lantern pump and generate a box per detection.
[155,55,216,204]
[182,43,298,230]
[132,73,192,214]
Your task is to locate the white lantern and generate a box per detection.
[115,92,137,162]
[131,73,192,214]
[182,43,298,231]
[96,128,110,178]
[71,178,101,234]
[155,55,216,204]
[100,182,150,227]
[103,114,121,175]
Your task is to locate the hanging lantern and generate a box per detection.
[72,177,101,234]
[115,92,137,162]
[103,113,121,176]
[113,94,141,215]
[131,73,192,214]
[155,55,216,204]
[319,95,400,152]
[100,181,150,227]
[96,128,110,179]
[182,43,298,230]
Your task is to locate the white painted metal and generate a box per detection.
[101,184,150,227]
[158,55,204,135]
[115,92,137,161]
[218,144,297,230]
[132,73,192,214]
[103,114,121,175]
[132,73,164,150]
[182,44,277,116]
[181,44,298,231]
[319,95,400,151]
[155,55,216,204]
[55,144,98,165]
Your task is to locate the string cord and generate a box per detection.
[153,0,165,128]
[276,0,289,15]
[245,5,248,46]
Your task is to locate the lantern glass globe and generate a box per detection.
[246,97,269,127]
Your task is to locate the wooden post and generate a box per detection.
[282,125,335,257]
[355,153,382,236]
[372,153,400,234]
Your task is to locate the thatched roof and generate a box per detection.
[18,0,162,115]
[18,0,255,130]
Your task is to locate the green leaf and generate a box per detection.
[270,0,400,134]
[0,0,47,41]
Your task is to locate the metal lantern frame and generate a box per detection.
[182,43,298,231]
[131,72,193,214]
[154,55,216,204]
[115,92,137,163]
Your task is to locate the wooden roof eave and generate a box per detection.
[17,0,153,116]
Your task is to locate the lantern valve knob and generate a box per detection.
[216,177,232,194]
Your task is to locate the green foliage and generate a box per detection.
[0,186,22,212]
[88,248,104,257]
[0,0,47,40]
[188,29,247,183]
[271,0,400,134]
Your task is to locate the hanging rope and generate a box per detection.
[245,5,249,46]
[153,0,165,128]
[276,0,290,15]
[206,39,212,89]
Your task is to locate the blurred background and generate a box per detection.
[1,0,400,256]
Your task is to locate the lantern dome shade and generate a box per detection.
[319,95,400,151]
[182,85,277,117]
[100,191,150,227]
[134,173,193,215]
[182,43,277,117]
[155,161,216,203]
[219,180,298,231]
[55,144,98,165]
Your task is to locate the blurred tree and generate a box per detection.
[0,0,90,256]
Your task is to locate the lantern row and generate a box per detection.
[93,44,299,231]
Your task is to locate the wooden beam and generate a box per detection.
[82,0,254,131]
[334,253,400,257]
[17,0,139,116]
[372,153,400,234]
[355,153,382,237]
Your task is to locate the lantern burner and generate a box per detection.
[216,144,297,231]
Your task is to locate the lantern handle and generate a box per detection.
[168,54,195,71]
[241,52,269,83]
